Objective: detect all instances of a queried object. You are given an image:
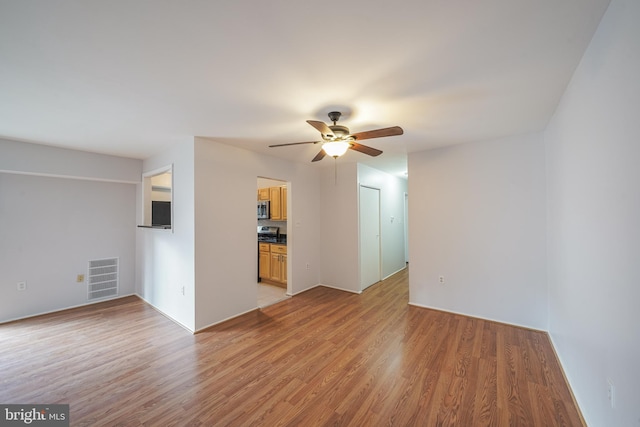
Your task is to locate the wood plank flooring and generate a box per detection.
[0,268,583,426]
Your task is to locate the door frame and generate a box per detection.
[359,185,381,291]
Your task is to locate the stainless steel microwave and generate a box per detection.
[257,201,270,219]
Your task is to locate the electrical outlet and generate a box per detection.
[607,379,615,408]
[439,276,445,284]
[76,274,85,283]
[306,262,310,270]
[17,281,27,291]
[181,286,185,296]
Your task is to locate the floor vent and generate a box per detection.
[88,258,119,301]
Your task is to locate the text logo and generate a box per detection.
[1,405,69,426]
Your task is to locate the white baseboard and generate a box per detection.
[193,306,261,334]
[317,283,362,294]
[135,295,195,334]
[0,293,137,325]
[407,301,546,332]
[382,265,407,280]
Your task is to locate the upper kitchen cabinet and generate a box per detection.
[257,188,269,201]
[282,186,287,221]
[268,186,287,221]
[270,187,282,220]
[257,178,287,221]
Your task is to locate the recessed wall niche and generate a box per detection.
[140,165,173,230]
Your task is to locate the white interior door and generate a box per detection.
[404,192,409,263]
[360,186,381,290]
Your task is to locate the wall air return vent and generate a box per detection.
[88,258,119,301]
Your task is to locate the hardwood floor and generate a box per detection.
[0,268,583,426]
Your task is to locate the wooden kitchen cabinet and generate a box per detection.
[269,187,282,220]
[257,188,270,201]
[269,244,287,285]
[282,186,287,220]
[268,185,287,221]
[282,253,287,283]
[259,243,286,286]
[259,243,271,280]
[258,185,287,221]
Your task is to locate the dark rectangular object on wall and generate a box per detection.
[152,201,171,226]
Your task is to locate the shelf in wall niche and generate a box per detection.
[152,185,171,192]
[137,225,171,230]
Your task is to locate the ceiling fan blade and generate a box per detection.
[311,149,326,162]
[350,126,403,141]
[269,141,319,147]
[349,142,383,157]
[307,120,334,138]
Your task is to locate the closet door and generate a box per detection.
[360,185,381,290]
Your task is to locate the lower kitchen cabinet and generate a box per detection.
[258,243,271,280]
[269,244,287,286]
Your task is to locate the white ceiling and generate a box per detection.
[0,0,610,177]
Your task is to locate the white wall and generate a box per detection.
[193,138,322,331]
[0,138,140,183]
[408,133,548,329]
[137,141,196,331]
[0,141,140,323]
[319,163,360,292]
[545,0,640,424]
[358,164,408,280]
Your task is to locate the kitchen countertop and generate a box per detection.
[258,237,287,245]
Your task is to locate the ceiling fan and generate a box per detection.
[269,111,403,162]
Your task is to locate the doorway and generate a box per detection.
[257,177,290,308]
[359,185,381,290]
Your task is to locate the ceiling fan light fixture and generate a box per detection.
[322,141,350,157]
[269,112,402,162]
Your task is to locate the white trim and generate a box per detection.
[0,293,137,325]
[142,164,172,178]
[136,295,195,334]
[317,283,362,295]
[286,283,320,296]
[194,307,259,334]
[407,301,546,332]
[546,333,587,424]
[382,265,407,281]
[359,184,382,291]
[0,169,140,184]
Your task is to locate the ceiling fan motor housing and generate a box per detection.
[327,125,350,140]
